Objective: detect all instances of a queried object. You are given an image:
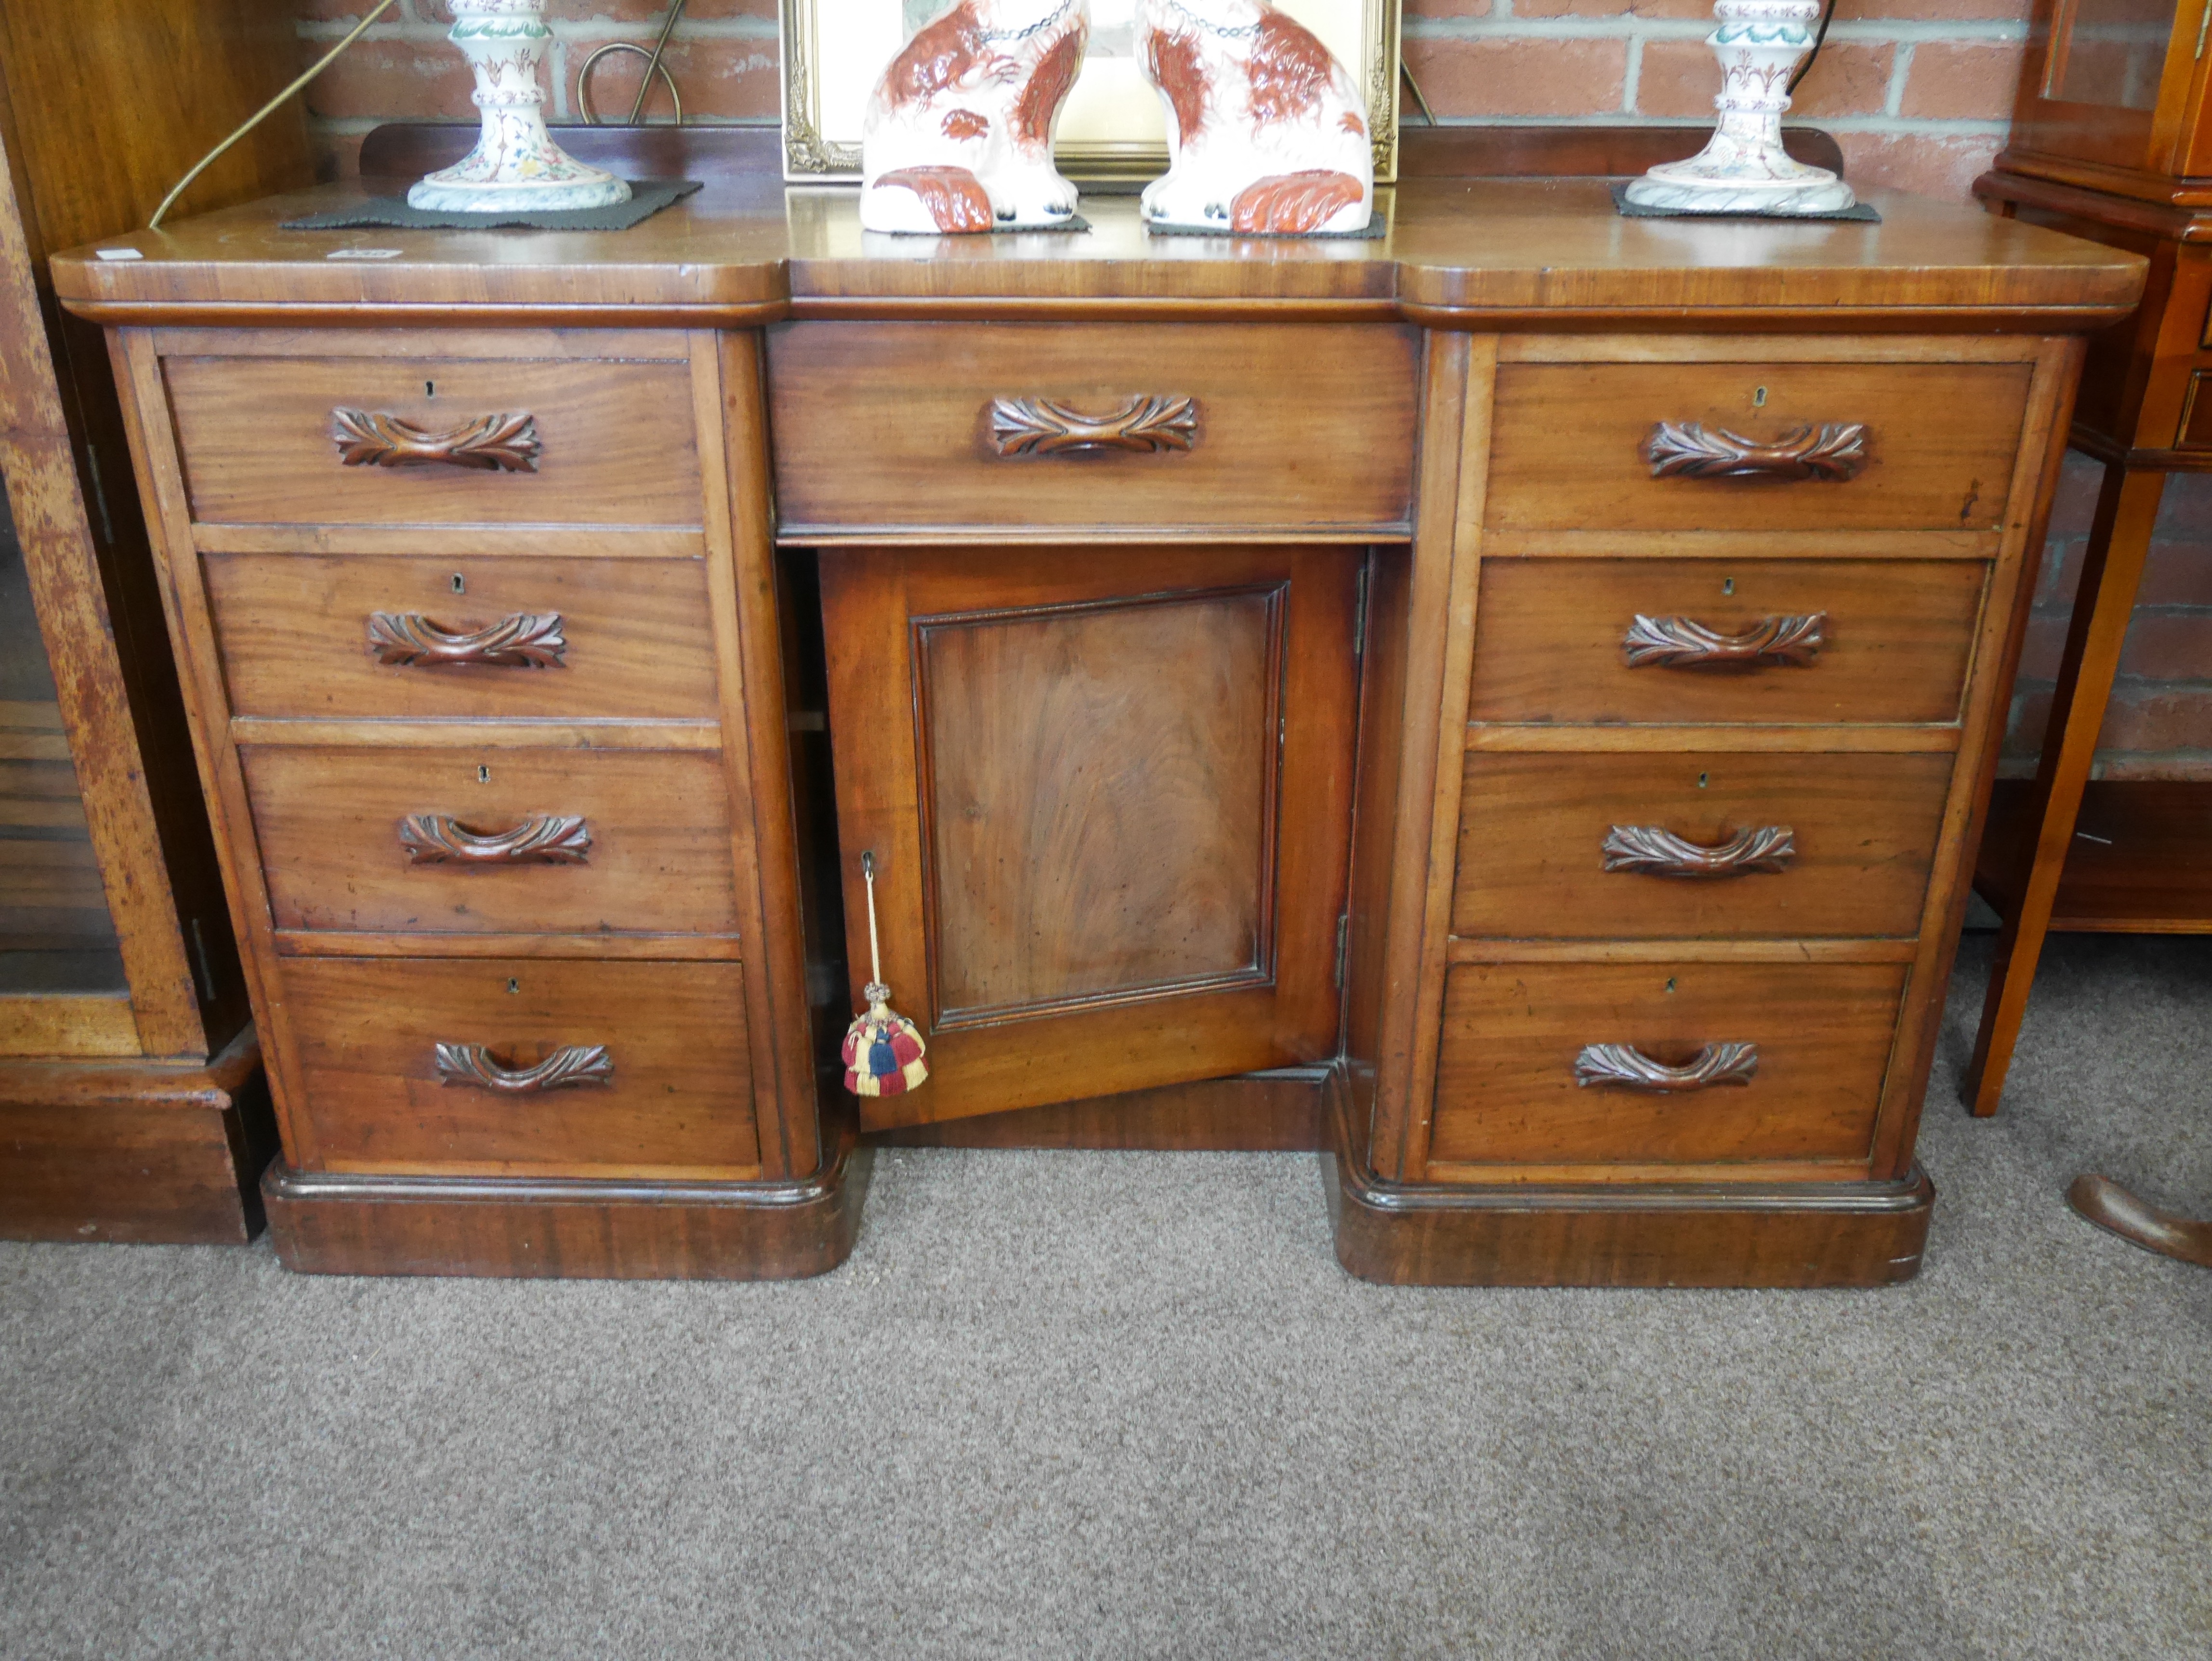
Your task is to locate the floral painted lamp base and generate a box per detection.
[407,0,631,215]
[1624,0,1854,217]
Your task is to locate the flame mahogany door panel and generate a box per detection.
[819,545,1360,1131]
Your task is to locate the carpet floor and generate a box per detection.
[2,932,2209,1660]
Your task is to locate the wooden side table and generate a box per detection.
[1972,0,2212,1112]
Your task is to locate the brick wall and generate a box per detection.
[302,0,2027,198]
[297,1,2205,778]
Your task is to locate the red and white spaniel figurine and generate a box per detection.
[1135,0,1372,235]
[860,0,1091,234]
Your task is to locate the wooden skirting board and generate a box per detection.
[1322,1069,1934,1289]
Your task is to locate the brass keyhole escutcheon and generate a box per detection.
[1753,386,1768,407]
[451,572,466,594]
[477,764,491,784]
[1722,577,1736,595]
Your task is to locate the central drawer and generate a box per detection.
[766,321,1420,534]
[281,957,759,1178]
[241,746,739,938]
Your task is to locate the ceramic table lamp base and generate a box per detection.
[408,0,631,215]
[1624,0,1853,217]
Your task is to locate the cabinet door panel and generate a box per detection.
[821,545,1358,1130]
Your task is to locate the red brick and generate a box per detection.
[311,123,368,182]
[1898,41,2027,121]
[1832,130,2003,203]
[2016,613,2071,682]
[2097,685,2212,751]
[2139,541,2212,607]
[1636,38,1893,120]
[2037,536,2086,607]
[556,35,780,122]
[1404,0,1495,15]
[2155,469,2212,527]
[305,37,478,121]
[1404,38,1630,118]
[2003,688,2054,758]
[2047,450,2104,536]
[1510,0,1709,18]
[1832,0,2028,14]
[2094,752,2212,779]
[2117,611,2212,680]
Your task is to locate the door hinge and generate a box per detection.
[1333,911,1351,991]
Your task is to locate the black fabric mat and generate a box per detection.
[1610,180,1879,223]
[283,178,702,232]
[1145,210,1385,239]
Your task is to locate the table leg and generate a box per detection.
[1962,461,2166,1117]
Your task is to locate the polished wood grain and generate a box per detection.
[1487,362,2030,532]
[1467,558,1987,728]
[1326,1072,1933,1287]
[1453,751,1954,939]
[921,585,1279,1021]
[821,543,1358,1130]
[261,1126,867,1280]
[50,150,2144,332]
[165,350,702,528]
[240,746,738,940]
[204,553,721,722]
[280,957,758,1179]
[1976,779,2212,930]
[872,1070,1325,1149]
[769,321,1418,536]
[1428,961,1908,1167]
[0,1026,273,1244]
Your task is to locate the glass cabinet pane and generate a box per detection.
[2047,0,2180,110]
[0,466,126,994]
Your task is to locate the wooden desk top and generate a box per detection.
[53,174,2145,331]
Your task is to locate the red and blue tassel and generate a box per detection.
[842,851,928,1098]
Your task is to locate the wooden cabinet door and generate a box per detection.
[820,545,1360,1130]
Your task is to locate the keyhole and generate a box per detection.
[1753,386,1768,407]
[425,380,436,398]
[1697,772,1709,789]
[507,978,520,995]
[477,765,490,784]
[451,572,466,594]
[1664,978,1677,994]
[1722,577,1735,596]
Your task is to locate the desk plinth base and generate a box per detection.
[1325,1093,1932,1289]
[0,1028,271,1245]
[264,1130,871,1280]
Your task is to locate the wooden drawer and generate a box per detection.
[241,747,739,938]
[766,321,1419,533]
[1429,961,1906,1167]
[1485,360,2031,532]
[163,351,703,528]
[1454,751,1954,939]
[281,957,758,1178]
[205,553,720,722]
[1468,558,1986,726]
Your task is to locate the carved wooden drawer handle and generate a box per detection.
[1574,1042,1759,1091]
[434,1042,612,1093]
[1602,824,1795,877]
[369,612,566,668]
[989,395,1198,456]
[1644,422,1866,481]
[398,813,591,865]
[331,408,540,472]
[1623,612,1825,668]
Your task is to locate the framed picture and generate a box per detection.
[780,0,1402,184]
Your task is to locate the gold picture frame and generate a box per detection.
[780,0,1402,185]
